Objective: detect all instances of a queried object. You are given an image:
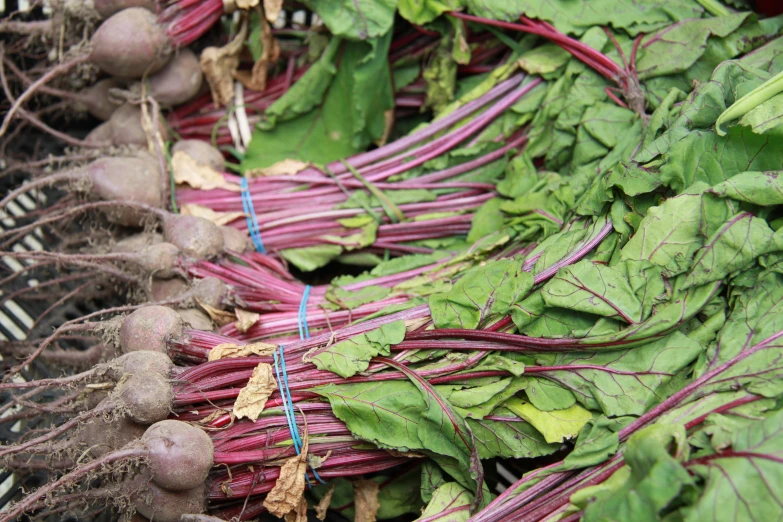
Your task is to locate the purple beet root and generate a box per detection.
[94,0,155,19]
[79,78,123,120]
[89,8,172,79]
[162,214,225,259]
[144,48,203,107]
[171,140,226,172]
[220,226,252,253]
[119,306,183,354]
[191,277,227,309]
[86,103,169,148]
[141,420,214,491]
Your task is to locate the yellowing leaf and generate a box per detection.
[234,308,260,333]
[505,397,593,444]
[172,151,240,192]
[264,0,283,22]
[315,483,335,520]
[180,203,245,227]
[208,341,277,361]
[264,434,309,517]
[233,363,277,421]
[353,479,381,522]
[200,19,248,107]
[246,158,309,178]
[197,300,236,326]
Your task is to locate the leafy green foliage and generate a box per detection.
[309,321,406,377]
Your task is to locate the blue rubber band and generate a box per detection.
[240,177,266,254]
[297,285,312,341]
[273,344,327,486]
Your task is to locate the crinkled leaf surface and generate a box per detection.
[310,320,406,377]
[533,332,704,417]
[430,258,534,329]
[685,409,783,522]
[541,260,644,324]
[709,170,783,206]
[467,415,560,459]
[464,0,703,36]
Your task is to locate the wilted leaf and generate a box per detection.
[246,159,309,178]
[233,363,277,421]
[235,0,259,8]
[284,497,307,522]
[264,434,309,517]
[315,483,335,520]
[200,19,248,107]
[197,301,236,326]
[172,151,240,192]
[235,17,280,92]
[208,341,277,361]
[353,479,380,522]
[180,203,245,227]
[234,309,260,333]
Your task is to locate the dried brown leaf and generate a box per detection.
[181,203,245,226]
[314,483,335,520]
[235,17,280,92]
[197,300,236,327]
[235,0,259,8]
[263,433,309,517]
[198,409,230,425]
[172,151,240,192]
[233,363,277,421]
[234,308,260,333]
[284,497,307,522]
[264,0,283,22]
[353,479,380,522]
[245,158,309,178]
[208,341,277,361]
[200,18,248,106]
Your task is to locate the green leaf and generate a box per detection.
[562,416,632,470]
[398,0,464,25]
[280,245,343,272]
[308,0,397,40]
[464,0,704,36]
[325,284,392,310]
[533,332,704,417]
[683,212,781,289]
[243,35,394,169]
[685,409,783,522]
[503,397,593,444]
[580,103,637,149]
[583,424,695,522]
[636,13,751,79]
[658,127,783,193]
[309,320,406,377]
[517,43,571,75]
[467,415,561,459]
[467,198,506,244]
[541,260,644,324]
[257,37,341,127]
[708,170,783,206]
[416,483,471,522]
[606,164,663,197]
[423,39,458,114]
[738,92,783,134]
[620,190,705,277]
[429,258,534,329]
[421,461,447,503]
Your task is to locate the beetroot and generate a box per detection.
[148,276,190,301]
[191,276,228,309]
[79,78,123,120]
[136,242,180,277]
[86,103,170,148]
[162,214,225,259]
[220,225,252,253]
[116,372,173,424]
[90,8,172,78]
[141,420,214,491]
[175,308,214,331]
[113,233,164,254]
[105,351,174,381]
[171,140,226,172]
[144,48,203,107]
[76,412,148,457]
[133,478,208,522]
[119,306,183,354]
